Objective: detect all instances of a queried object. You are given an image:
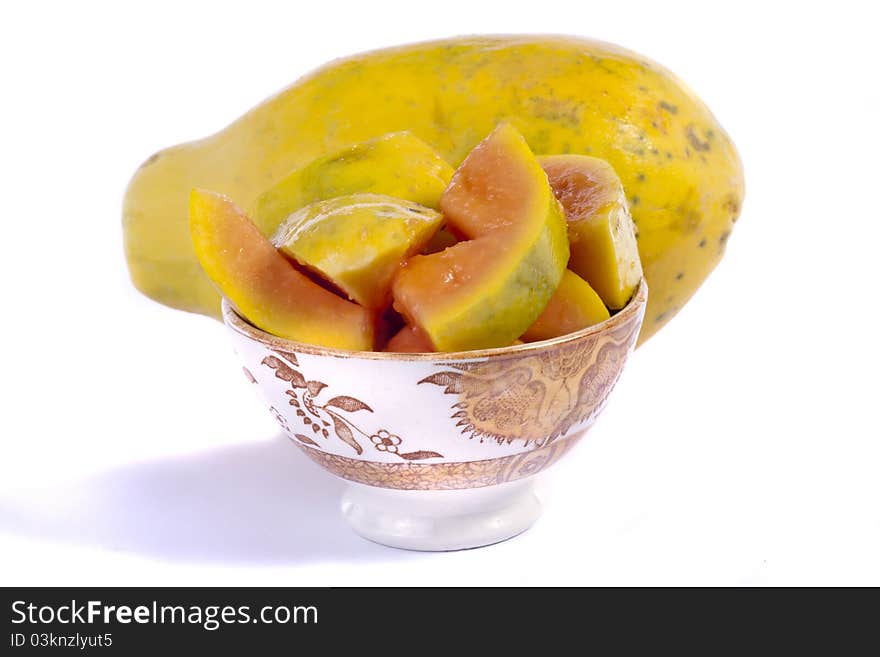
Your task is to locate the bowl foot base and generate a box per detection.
[340,480,541,551]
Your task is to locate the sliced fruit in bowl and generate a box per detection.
[541,154,642,310]
[392,123,569,351]
[189,188,375,351]
[272,193,442,310]
[521,270,610,343]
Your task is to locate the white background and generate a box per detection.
[1,0,878,586]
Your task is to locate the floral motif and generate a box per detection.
[261,351,443,462]
[419,309,641,446]
[370,430,402,454]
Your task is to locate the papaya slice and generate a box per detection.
[393,123,568,351]
[252,131,454,238]
[540,155,642,309]
[383,324,435,353]
[521,270,610,342]
[273,193,442,309]
[189,189,374,350]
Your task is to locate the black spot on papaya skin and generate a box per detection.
[719,230,732,247]
[686,124,712,152]
[699,238,707,248]
[723,194,741,217]
[683,210,702,232]
[665,151,673,160]
[676,272,684,280]
[630,195,640,206]
[589,54,615,75]
[658,101,678,114]
[655,312,667,323]
[637,173,646,182]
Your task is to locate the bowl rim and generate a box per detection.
[222,278,647,361]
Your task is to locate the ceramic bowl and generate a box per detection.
[223,279,647,550]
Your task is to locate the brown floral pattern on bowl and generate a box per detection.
[419,312,639,446]
[223,278,647,490]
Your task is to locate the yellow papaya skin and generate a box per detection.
[124,35,744,344]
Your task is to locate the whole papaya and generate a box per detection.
[123,35,744,345]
